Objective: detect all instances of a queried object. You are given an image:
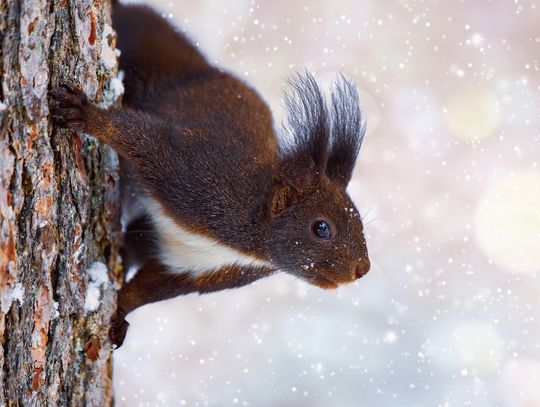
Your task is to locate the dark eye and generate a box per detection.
[312,221,331,239]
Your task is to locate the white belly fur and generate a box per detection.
[144,198,271,276]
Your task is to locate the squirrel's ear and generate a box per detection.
[267,182,297,218]
[325,75,366,186]
[267,155,315,217]
[281,71,329,171]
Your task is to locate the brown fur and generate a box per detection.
[49,3,370,348]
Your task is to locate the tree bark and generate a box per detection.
[0,0,121,405]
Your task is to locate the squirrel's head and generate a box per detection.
[264,72,369,289]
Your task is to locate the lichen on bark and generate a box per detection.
[0,0,121,405]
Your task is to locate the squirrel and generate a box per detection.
[49,2,371,348]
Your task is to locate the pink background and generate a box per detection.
[114,1,540,405]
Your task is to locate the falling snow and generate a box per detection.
[113,0,540,406]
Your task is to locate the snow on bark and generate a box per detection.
[0,0,122,405]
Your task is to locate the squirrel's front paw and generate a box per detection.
[49,84,89,130]
[110,308,130,349]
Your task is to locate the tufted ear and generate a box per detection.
[325,74,366,186]
[267,154,315,217]
[279,71,365,188]
[280,71,330,170]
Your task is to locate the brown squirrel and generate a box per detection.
[49,2,370,348]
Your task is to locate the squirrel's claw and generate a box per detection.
[49,84,88,130]
[110,308,130,349]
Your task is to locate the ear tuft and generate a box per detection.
[279,71,366,188]
[326,74,366,186]
[280,71,330,168]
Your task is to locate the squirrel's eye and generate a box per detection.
[313,221,331,239]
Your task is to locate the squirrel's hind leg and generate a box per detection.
[111,259,196,348]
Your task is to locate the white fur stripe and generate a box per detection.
[145,198,271,275]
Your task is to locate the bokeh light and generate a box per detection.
[499,359,540,407]
[475,173,540,274]
[426,321,503,376]
[445,88,500,142]
[115,1,540,405]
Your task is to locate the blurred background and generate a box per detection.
[113,0,540,405]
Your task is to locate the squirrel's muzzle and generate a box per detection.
[353,257,371,279]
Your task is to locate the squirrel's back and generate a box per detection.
[112,2,278,252]
[112,2,275,148]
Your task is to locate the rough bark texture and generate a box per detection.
[0,0,122,405]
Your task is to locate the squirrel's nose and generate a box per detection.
[353,258,370,279]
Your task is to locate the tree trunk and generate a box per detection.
[0,0,121,405]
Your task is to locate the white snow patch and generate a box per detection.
[100,24,121,70]
[109,77,124,97]
[0,291,11,314]
[52,301,60,319]
[88,262,109,284]
[84,262,110,312]
[12,283,24,305]
[73,244,85,264]
[0,101,7,111]
[0,282,25,313]
[102,77,125,108]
